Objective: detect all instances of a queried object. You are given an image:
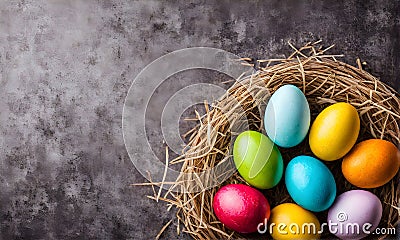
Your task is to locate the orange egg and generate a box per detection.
[342,139,400,188]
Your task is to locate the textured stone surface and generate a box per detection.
[0,0,399,239]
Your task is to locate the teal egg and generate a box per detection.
[264,85,310,148]
[233,131,284,189]
[285,155,336,212]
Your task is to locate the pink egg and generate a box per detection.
[212,184,270,233]
[327,190,382,239]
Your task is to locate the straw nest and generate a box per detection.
[148,41,399,239]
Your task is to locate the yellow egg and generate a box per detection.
[269,203,320,240]
[309,102,360,161]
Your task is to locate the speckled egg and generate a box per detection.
[342,139,400,188]
[309,102,360,161]
[213,184,270,233]
[233,131,284,189]
[327,190,382,239]
[269,203,320,240]
[264,85,310,148]
[285,155,336,212]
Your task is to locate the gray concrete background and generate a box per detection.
[0,0,399,239]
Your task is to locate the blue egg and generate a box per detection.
[285,155,336,212]
[264,85,310,148]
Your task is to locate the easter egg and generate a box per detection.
[342,139,400,188]
[264,85,311,148]
[269,203,320,240]
[327,190,382,239]
[309,102,360,161]
[233,131,284,189]
[285,155,336,212]
[212,184,270,233]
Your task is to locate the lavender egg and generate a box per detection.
[327,190,382,239]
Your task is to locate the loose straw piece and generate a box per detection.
[156,146,169,202]
[155,219,173,240]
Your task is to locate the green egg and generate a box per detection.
[233,130,283,189]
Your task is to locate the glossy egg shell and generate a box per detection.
[264,85,311,148]
[269,203,320,240]
[309,102,360,161]
[327,190,382,239]
[285,155,336,212]
[212,184,270,233]
[233,131,284,189]
[342,139,400,188]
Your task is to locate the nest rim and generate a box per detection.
[150,42,400,240]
